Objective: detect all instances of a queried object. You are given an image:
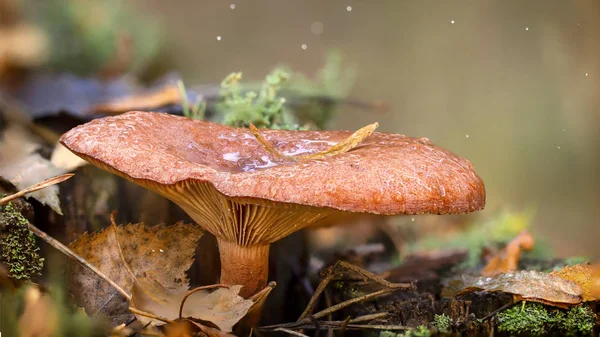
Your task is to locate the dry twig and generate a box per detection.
[0,173,73,205]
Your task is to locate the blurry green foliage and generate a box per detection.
[0,283,106,336]
[217,69,303,130]
[0,201,44,280]
[497,302,595,337]
[281,50,357,129]
[408,209,552,268]
[177,80,206,120]
[206,50,355,130]
[379,326,431,337]
[432,313,453,334]
[30,0,161,76]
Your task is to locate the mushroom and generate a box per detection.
[60,111,485,298]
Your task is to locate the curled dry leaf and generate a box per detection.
[13,73,184,121]
[481,230,535,277]
[550,263,600,302]
[68,216,203,324]
[249,121,379,162]
[88,84,181,115]
[131,282,254,332]
[448,270,583,308]
[0,124,67,214]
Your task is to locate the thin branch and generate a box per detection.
[298,265,335,320]
[129,307,172,324]
[274,328,310,337]
[334,261,414,290]
[312,288,396,320]
[261,313,390,331]
[0,174,74,205]
[26,222,131,300]
[263,321,409,331]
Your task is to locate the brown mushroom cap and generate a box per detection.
[61,111,485,246]
[61,111,485,298]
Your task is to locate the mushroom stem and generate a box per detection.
[217,238,270,298]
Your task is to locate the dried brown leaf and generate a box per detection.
[0,124,66,213]
[249,122,379,162]
[68,224,133,323]
[453,270,582,307]
[131,282,254,332]
[550,263,599,302]
[481,230,535,277]
[89,84,181,115]
[51,142,88,171]
[68,217,204,324]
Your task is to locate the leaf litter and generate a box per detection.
[481,230,535,277]
[68,213,260,332]
[443,229,598,309]
[0,124,68,214]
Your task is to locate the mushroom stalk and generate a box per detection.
[217,238,270,298]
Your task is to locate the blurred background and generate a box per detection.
[126,0,600,258]
[2,0,599,258]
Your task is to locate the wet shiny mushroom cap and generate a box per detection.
[60,111,485,245]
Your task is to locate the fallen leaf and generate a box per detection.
[447,270,582,308]
[68,222,133,324]
[550,263,599,302]
[131,282,254,332]
[13,73,185,121]
[51,142,88,171]
[0,124,66,213]
[481,230,535,277]
[0,173,73,206]
[68,216,204,324]
[249,121,379,162]
[89,84,181,115]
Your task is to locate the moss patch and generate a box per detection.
[497,302,595,336]
[432,313,453,334]
[0,201,44,280]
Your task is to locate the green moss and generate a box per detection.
[379,331,399,337]
[432,314,453,334]
[218,69,303,130]
[0,202,44,280]
[497,302,555,336]
[379,326,431,337]
[559,305,595,337]
[497,302,595,336]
